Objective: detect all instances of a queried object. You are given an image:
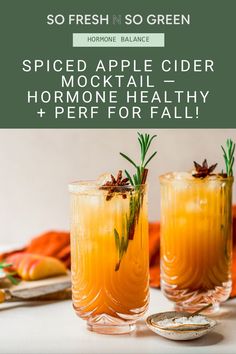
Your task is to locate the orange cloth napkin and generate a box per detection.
[0,231,71,268]
[149,206,236,298]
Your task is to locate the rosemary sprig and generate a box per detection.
[121,132,157,240]
[120,133,157,186]
[221,139,235,177]
[0,261,20,285]
[114,133,157,271]
[114,222,129,271]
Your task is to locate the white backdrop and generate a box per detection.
[0,129,235,246]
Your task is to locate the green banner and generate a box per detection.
[1,0,235,128]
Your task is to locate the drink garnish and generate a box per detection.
[120,133,157,186]
[193,139,235,179]
[100,170,130,201]
[112,133,157,271]
[221,139,235,177]
[120,133,157,239]
[192,159,217,178]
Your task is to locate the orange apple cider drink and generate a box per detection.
[69,181,149,334]
[160,171,233,313]
[69,132,157,334]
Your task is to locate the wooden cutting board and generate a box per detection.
[1,273,72,302]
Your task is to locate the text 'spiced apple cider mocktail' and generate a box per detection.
[160,139,235,313]
[69,133,157,334]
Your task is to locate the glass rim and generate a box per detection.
[68,180,147,193]
[159,172,234,184]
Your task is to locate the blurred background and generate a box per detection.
[0,129,235,247]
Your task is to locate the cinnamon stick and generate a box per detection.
[128,169,148,240]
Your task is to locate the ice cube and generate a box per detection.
[208,177,223,191]
[96,172,112,186]
[168,172,193,191]
[172,180,188,191]
[185,197,208,213]
[185,201,201,212]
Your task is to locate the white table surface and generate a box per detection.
[0,288,235,354]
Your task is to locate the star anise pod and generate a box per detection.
[100,170,131,200]
[192,159,217,178]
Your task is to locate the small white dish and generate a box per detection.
[146,311,217,341]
